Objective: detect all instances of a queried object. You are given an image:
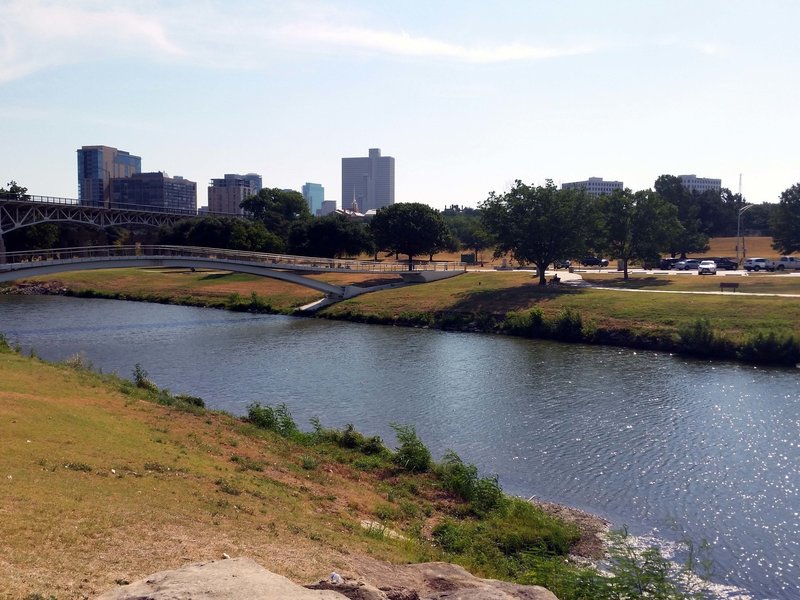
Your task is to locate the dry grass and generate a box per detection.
[0,351,448,599]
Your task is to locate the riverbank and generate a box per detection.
[8,266,800,366]
[0,337,610,599]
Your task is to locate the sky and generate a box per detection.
[1,0,798,210]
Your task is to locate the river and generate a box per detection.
[1,295,798,600]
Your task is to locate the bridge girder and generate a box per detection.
[0,200,189,235]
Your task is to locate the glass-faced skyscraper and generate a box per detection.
[341,148,394,213]
[77,145,141,207]
[302,182,325,215]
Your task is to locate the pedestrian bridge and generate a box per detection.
[0,245,465,302]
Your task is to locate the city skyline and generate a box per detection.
[1,1,798,210]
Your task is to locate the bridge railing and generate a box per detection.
[0,193,210,216]
[0,245,465,274]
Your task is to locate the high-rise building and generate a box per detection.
[208,173,262,214]
[341,148,394,213]
[561,177,623,197]
[678,174,721,194]
[302,182,325,216]
[77,145,141,207]
[318,200,337,216]
[111,172,196,213]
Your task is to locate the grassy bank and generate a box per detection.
[2,338,597,598]
[10,265,800,365]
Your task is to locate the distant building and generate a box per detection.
[302,182,325,216]
[341,148,395,213]
[561,177,623,197]
[318,200,337,216]
[208,173,262,214]
[77,145,141,207]
[111,172,196,213]
[678,174,721,194]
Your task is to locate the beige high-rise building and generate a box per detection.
[208,173,262,214]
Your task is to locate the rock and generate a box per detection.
[95,557,349,600]
[95,557,560,600]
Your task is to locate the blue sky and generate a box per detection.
[1,0,798,210]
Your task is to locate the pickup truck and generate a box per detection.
[776,256,800,270]
[743,257,777,272]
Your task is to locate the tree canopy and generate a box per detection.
[771,183,800,254]
[160,216,283,253]
[598,189,681,279]
[480,180,596,285]
[370,203,451,270]
[287,214,374,258]
[240,188,311,242]
[653,175,709,258]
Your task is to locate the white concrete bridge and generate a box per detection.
[0,245,465,303]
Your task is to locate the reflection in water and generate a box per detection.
[1,295,798,600]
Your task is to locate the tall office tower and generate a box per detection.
[208,173,263,214]
[77,145,142,207]
[111,172,197,213]
[341,148,395,213]
[561,177,623,197]
[678,174,722,194]
[302,182,325,216]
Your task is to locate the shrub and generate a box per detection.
[132,363,158,391]
[678,317,733,358]
[738,331,800,365]
[175,394,205,408]
[246,402,299,437]
[504,307,546,337]
[551,308,583,341]
[390,423,431,473]
[437,450,505,515]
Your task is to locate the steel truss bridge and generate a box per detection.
[0,194,240,258]
[0,245,465,305]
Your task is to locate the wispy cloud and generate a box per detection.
[0,0,183,84]
[270,22,596,63]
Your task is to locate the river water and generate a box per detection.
[1,295,798,600]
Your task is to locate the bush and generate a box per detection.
[738,331,800,365]
[504,307,546,337]
[132,363,158,392]
[246,402,299,437]
[678,317,733,358]
[390,423,431,472]
[551,308,583,341]
[438,450,505,515]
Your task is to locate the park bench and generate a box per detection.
[719,282,739,293]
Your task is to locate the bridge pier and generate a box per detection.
[0,233,5,264]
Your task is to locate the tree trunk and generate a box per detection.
[407,254,414,271]
[623,258,629,281]
[537,262,548,285]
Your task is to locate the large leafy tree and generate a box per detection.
[444,213,493,263]
[240,188,310,242]
[480,180,596,285]
[771,183,800,254]
[160,216,283,253]
[599,189,681,280]
[654,175,709,258]
[370,202,450,270]
[287,214,374,258]
[0,180,29,200]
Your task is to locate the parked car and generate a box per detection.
[776,256,800,271]
[581,256,609,267]
[674,259,701,270]
[553,259,571,269]
[708,257,738,270]
[698,260,717,275]
[659,258,681,269]
[743,257,776,272]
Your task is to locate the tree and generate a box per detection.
[287,214,374,258]
[370,203,450,270]
[444,213,493,263]
[599,189,681,280]
[654,175,709,258]
[240,188,311,241]
[0,180,29,200]
[771,183,800,254]
[480,180,598,285]
[160,216,283,253]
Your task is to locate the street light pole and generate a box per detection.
[736,204,755,265]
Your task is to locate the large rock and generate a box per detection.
[95,557,559,600]
[95,557,348,600]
